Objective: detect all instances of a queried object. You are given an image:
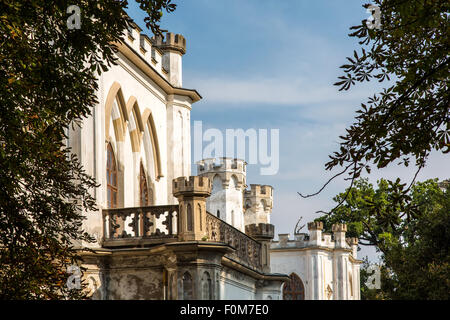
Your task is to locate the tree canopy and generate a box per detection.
[318,178,450,299]
[0,0,176,299]
[332,0,449,179]
[300,0,449,212]
[313,0,449,299]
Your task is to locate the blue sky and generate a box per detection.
[127,0,448,261]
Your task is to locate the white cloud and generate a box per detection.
[183,2,380,108]
[189,75,374,106]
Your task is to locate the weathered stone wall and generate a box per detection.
[83,252,166,300]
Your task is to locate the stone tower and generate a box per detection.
[196,158,246,232]
[243,184,273,227]
[244,186,274,274]
[152,32,186,87]
[173,176,211,241]
[153,32,191,203]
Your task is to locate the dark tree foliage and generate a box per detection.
[0,0,176,299]
[308,0,449,299]
[304,0,449,300]
[300,0,449,212]
[332,0,449,179]
[319,178,450,299]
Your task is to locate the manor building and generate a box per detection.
[69,21,360,300]
[196,158,362,300]
[270,222,361,300]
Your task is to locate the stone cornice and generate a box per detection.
[222,256,289,282]
[115,40,202,103]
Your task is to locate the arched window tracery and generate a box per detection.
[140,163,151,206]
[182,272,193,300]
[107,143,118,208]
[186,204,193,231]
[201,271,212,300]
[282,273,305,300]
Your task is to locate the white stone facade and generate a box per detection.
[68,27,198,246]
[67,19,360,300]
[68,23,287,300]
[197,158,361,300]
[270,222,361,300]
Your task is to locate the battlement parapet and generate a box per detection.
[244,184,273,197]
[332,223,348,233]
[152,32,186,55]
[172,176,211,197]
[197,158,246,190]
[197,158,246,174]
[271,227,356,253]
[245,223,275,240]
[122,18,187,86]
[294,233,309,242]
[243,184,273,213]
[307,221,323,231]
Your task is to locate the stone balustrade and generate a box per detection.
[102,202,264,273]
[206,212,263,273]
[102,205,179,247]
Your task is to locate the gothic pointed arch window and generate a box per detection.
[106,143,118,208]
[212,175,223,192]
[198,203,202,231]
[283,273,305,300]
[201,271,212,300]
[182,272,193,300]
[140,163,152,206]
[186,204,193,232]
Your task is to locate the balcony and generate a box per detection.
[101,205,263,273]
[102,205,179,247]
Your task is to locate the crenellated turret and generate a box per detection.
[153,32,186,55]
[172,176,211,197]
[196,158,246,232]
[172,176,211,241]
[307,221,323,246]
[120,18,191,88]
[246,223,275,273]
[332,223,348,248]
[347,237,359,258]
[246,223,275,241]
[152,32,186,87]
[243,184,273,227]
[197,158,246,188]
[121,21,166,82]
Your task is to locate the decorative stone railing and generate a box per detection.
[206,212,262,273]
[102,206,263,272]
[102,205,179,247]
